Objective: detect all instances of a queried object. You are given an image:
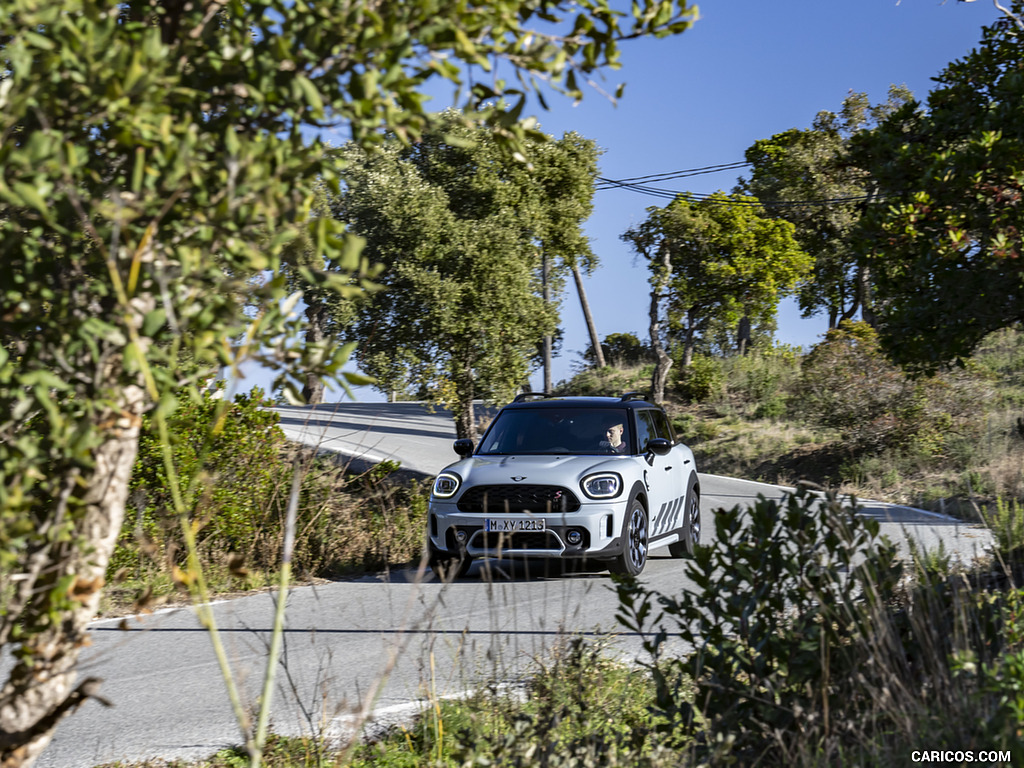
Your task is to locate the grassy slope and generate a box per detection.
[559,327,1024,522]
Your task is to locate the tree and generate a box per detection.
[583,332,652,368]
[852,5,1024,370]
[281,193,368,405]
[739,87,911,330]
[0,1,697,764]
[621,192,810,401]
[333,112,600,438]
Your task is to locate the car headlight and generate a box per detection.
[580,472,622,499]
[432,472,461,499]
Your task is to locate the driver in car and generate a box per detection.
[600,422,628,454]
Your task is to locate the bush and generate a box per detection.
[591,332,653,368]
[110,388,431,588]
[614,485,1024,764]
[983,497,1024,559]
[615,486,905,762]
[675,354,724,403]
[351,637,674,768]
[554,364,650,398]
[796,321,984,455]
[113,387,289,578]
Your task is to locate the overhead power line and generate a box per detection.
[597,162,885,208]
[594,161,751,188]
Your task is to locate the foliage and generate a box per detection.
[966,324,1024,407]
[740,87,912,327]
[852,6,1024,369]
[554,363,653,398]
[621,191,811,370]
[111,388,430,590]
[613,485,1024,764]
[582,332,653,368]
[281,191,372,404]
[350,637,672,768]
[114,388,286,576]
[796,321,984,454]
[983,497,1024,559]
[674,354,725,403]
[615,486,904,761]
[333,112,600,437]
[952,588,1024,754]
[0,0,698,759]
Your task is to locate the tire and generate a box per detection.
[427,542,472,579]
[609,495,649,576]
[669,476,700,558]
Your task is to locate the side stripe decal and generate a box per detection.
[653,501,669,536]
[654,496,684,536]
[667,497,683,533]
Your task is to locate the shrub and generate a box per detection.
[352,637,673,768]
[113,387,289,578]
[796,321,984,455]
[675,354,724,403]
[591,332,653,368]
[554,364,650,397]
[615,486,907,762]
[111,388,431,587]
[983,497,1024,559]
[615,485,1024,764]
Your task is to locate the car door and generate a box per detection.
[635,409,682,543]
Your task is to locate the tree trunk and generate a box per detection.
[541,252,552,392]
[302,302,326,405]
[571,262,605,368]
[455,397,476,441]
[859,265,877,328]
[0,385,146,767]
[649,247,673,404]
[838,292,861,327]
[453,361,477,441]
[737,315,752,356]
[682,313,696,368]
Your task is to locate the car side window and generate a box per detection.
[650,409,675,444]
[635,410,657,452]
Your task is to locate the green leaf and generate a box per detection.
[294,74,323,115]
[12,181,49,216]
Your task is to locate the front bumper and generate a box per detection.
[428,500,627,560]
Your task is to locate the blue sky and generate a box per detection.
[262,0,1006,402]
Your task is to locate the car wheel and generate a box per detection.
[669,477,700,558]
[427,543,472,580]
[610,496,648,576]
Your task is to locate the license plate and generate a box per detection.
[485,518,546,533]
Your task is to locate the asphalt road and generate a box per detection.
[24,403,991,767]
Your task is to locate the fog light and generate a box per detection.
[566,529,583,546]
[455,529,468,544]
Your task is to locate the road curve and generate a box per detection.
[25,402,990,768]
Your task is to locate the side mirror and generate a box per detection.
[453,438,475,457]
[646,437,671,457]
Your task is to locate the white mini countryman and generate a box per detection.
[426,392,701,578]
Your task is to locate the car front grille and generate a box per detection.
[457,485,581,515]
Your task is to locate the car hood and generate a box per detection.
[444,454,629,489]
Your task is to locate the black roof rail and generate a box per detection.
[619,391,649,402]
[513,392,555,403]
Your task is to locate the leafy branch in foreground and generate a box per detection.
[0,1,697,764]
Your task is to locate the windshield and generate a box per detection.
[477,407,632,455]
